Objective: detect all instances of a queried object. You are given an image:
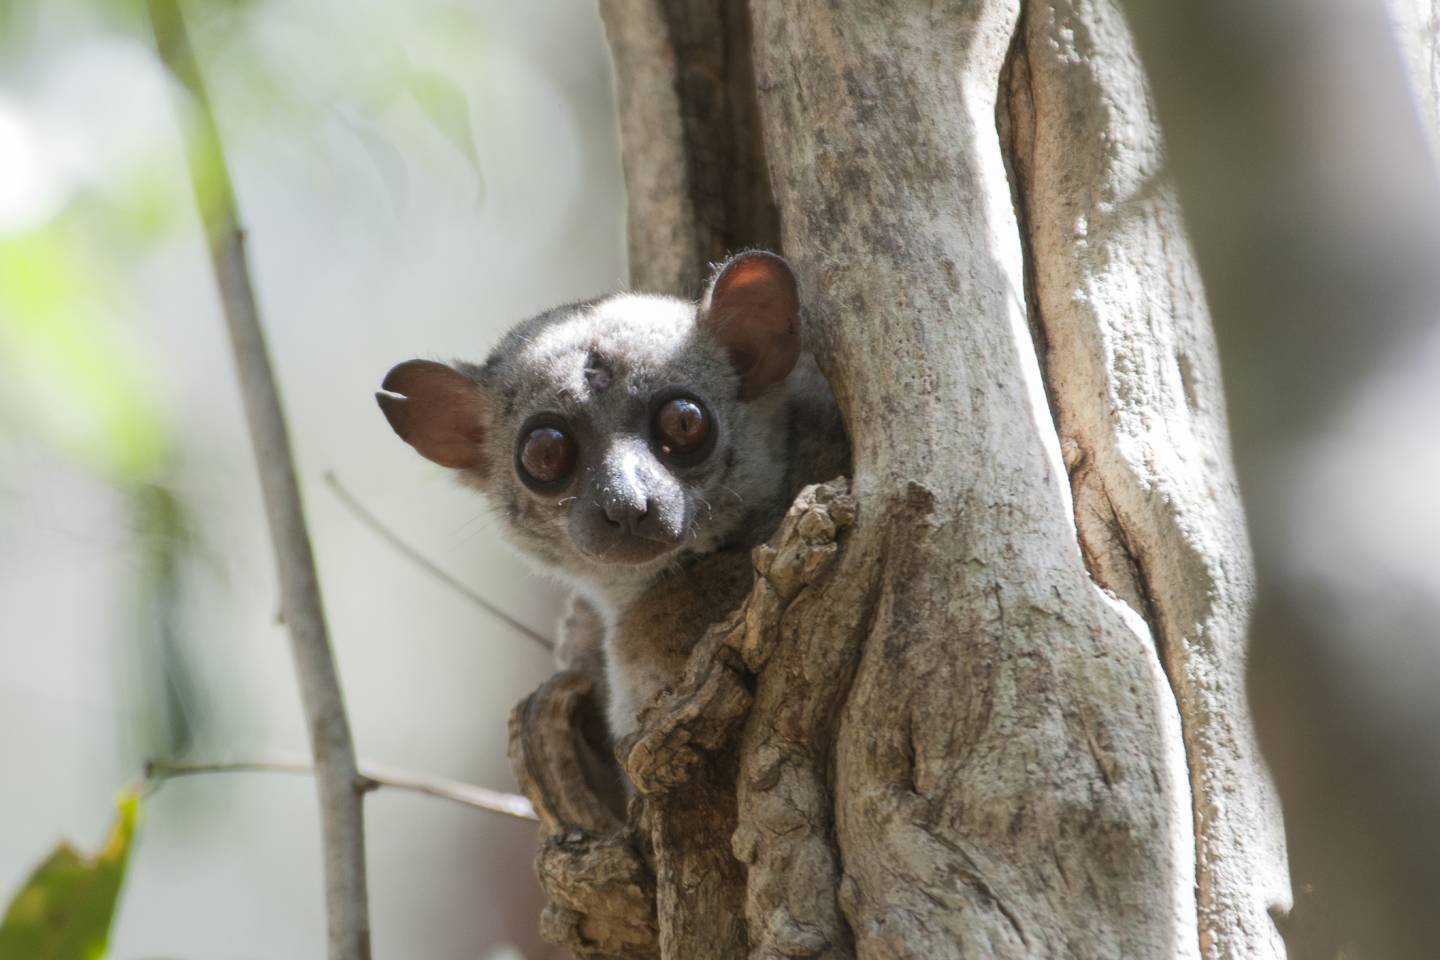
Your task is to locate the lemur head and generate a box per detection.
[377,251,801,595]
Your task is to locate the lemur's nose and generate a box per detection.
[593,438,683,543]
[603,490,651,533]
[598,442,653,534]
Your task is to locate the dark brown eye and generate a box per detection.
[654,397,710,456]
[518,425,577,485]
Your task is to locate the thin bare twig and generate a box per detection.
[146,757,538,822]
[323,470,555,653]
[147,3,371,957]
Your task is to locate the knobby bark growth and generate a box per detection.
[509,2,1309,958]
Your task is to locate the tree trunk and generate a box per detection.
[510,2,1292,957]
[1117,1,1440,956]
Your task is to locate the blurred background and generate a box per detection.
[0,0,625,956]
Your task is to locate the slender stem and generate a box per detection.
[323,471,555,653]
[146,3,371,957]
[146,757,538,822]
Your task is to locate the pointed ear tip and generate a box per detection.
[375,391,408,435]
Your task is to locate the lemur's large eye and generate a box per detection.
[518,424,577,487]
[654,396,710,457]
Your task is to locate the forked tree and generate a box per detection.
[512,2,1440,959]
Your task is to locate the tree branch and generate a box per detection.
[146,2,371,957]
[146,757,538,822]
[1117,0,1440,955]
[322,471,554,654]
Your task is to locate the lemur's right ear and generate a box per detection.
[699,251,801,400]
[376,360,490,470]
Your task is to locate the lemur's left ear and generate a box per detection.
[376,360,490,470]
[699,251,801,400]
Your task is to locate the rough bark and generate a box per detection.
[752,5,1192,955]
[510,2,1293,957]
[1118,1,1440,957]
[998,4,1289,955]
[510,482,856,959]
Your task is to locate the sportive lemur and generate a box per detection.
[377,252,849,742]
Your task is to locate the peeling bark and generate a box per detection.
[510,3,1300,957]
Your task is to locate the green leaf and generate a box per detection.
[0,791,141,960]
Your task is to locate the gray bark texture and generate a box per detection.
[1118,1,1440,957]
[507,2,1310,958]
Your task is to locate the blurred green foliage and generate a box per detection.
[0,0,492,812]
[0,229,168,482]
[0,791,140,960]
[0,0,498,946]
[0,215,201,761]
